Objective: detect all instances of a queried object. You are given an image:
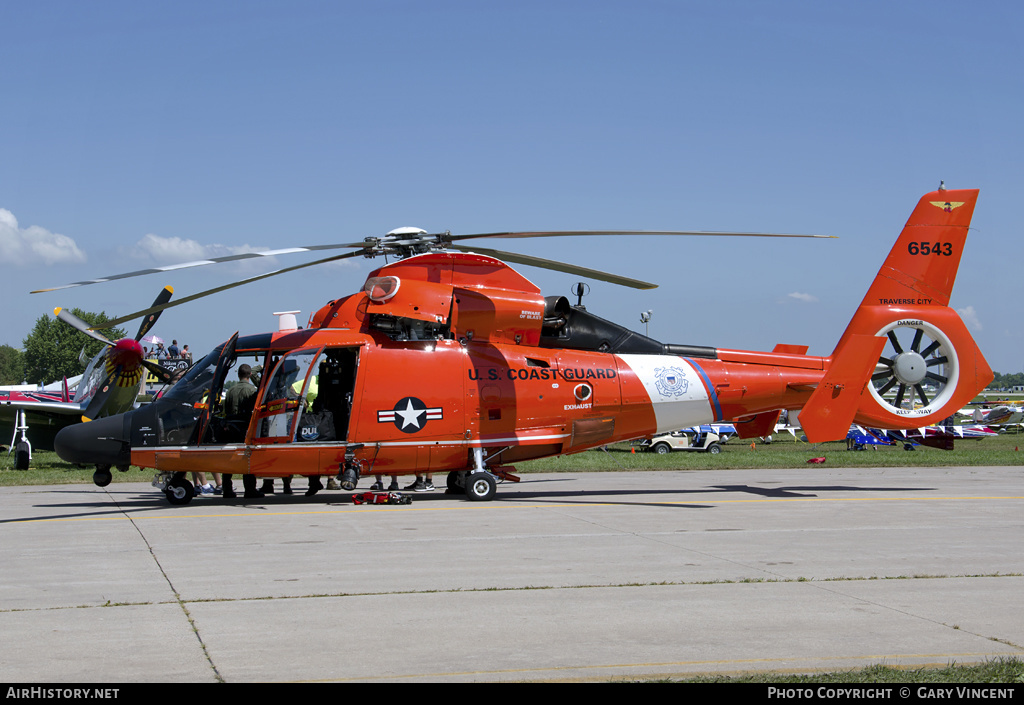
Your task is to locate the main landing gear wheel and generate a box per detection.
[165,477,194,506]
[93,466,112,487]
[464,472,496,502]
[15,445,30,471]
[870,320,958,417]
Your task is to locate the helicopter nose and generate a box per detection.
[54,413,131,467]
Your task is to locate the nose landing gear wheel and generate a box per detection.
[465,472,496,502]
[93,466,112,487]
[165,477,194,505]
[15,445,30,470]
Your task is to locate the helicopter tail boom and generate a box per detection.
[798,187,992,442]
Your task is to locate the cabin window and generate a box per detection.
[253,346,359,443]
[257,348,321,439]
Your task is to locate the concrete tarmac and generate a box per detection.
[2,466,1023,683]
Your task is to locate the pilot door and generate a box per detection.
[248,346,359,476]
[149,334,252,475]
[193,333,240,446]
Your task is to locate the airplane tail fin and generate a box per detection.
[800,187,993,443]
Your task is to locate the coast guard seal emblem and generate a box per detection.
[654,366,689,398]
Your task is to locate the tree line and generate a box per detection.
[990,371,1024,390]
[0,310,126,386]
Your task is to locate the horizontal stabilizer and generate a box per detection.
[734,410,781,439]
[801,334,887,443]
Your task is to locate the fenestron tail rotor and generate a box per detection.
[870,321,957,413]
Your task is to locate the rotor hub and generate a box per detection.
[891,351,927,385]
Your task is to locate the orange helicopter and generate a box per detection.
[47,186,992,504]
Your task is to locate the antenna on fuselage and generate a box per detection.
[274,311,302,332]
[572,282,590,309]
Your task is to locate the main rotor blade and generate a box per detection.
[31,228,832,295]
[54,308,113,347]
[448,244,658,290]
[445,229,835,243]
[96,250,365,329]
[135,285,174,342]
[31,242,370,294]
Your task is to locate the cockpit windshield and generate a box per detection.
[150,340,270,446]
[73,353,107,404]
[160,345,225,406]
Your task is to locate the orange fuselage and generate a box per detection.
[132,252,831,478]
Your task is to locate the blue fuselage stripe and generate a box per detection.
[685,358,722,422]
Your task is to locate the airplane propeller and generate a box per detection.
[53,287,178,420]
[53,308,119,347]
[81,370,118,423]
[134,286,172,342]
[32,228,834,327]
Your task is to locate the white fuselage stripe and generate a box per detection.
[616,354,715,433]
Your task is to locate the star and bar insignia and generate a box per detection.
[377,397,443,433]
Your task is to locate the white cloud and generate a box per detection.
[0,209,86,265]
[957,305,983,331]
[787,292,818,303]
[131,233,212,262]
[119,232,364,276]
[121,233,259,263]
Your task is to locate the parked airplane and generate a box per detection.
[847,423,999,451]
[964,404,1024,427]
[2,288,176,476]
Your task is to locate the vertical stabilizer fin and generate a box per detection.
[810,187,992,438]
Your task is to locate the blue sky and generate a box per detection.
[2,1,1021,377]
